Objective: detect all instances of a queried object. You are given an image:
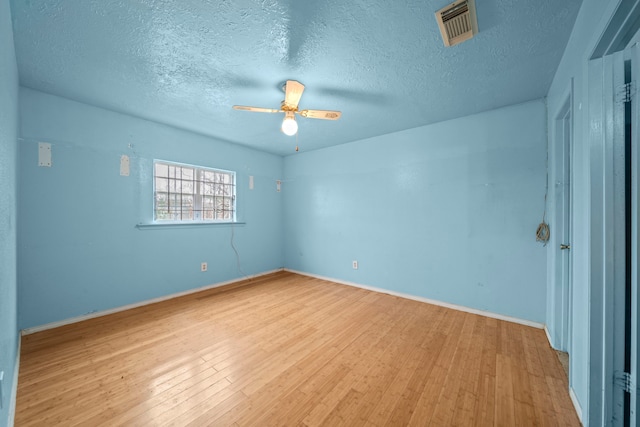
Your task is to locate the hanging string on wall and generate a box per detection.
[537,133,550,245]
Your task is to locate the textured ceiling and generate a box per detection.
[10,0,582,156]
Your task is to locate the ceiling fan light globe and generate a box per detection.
[281,116,298,136]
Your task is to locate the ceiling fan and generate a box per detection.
[233,80,342,136]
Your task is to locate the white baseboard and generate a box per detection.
[569,387,583,424]
[544,318,581,424]
[285,269,545,329]
[21,269,284,335]
[8,333,20,427]
[544,325,555,348]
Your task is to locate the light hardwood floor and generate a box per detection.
[15,271,580,426]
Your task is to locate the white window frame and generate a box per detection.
[153,160,236,223]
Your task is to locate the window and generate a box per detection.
[154,161,236,222]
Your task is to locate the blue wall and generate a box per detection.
[18,88,284,329]
[283,99,548,323]
[0,0,19,425]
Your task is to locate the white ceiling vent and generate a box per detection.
[435,0,478,47]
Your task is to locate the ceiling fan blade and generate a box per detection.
[284,80,305,109]
[298,109,342,120]
[233,105,281,113]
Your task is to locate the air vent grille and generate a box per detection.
[435,0,478,47]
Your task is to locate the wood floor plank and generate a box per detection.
[427,313,476,426]
[406,310,465,426]
[450,315,485,426]
[472,318,497,427]
[495,354,516,426]
[15,272,580,426]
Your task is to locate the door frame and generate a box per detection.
[549,83,574,354]
[588,18,640,426]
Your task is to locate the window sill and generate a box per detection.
[136,221,246,230]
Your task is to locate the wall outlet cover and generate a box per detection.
[38,142,52,167]
[120,155,130,176]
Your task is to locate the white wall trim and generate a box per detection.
[285,269,545,329]
[8,333,20,427]
[569,386,583,424]
[544,325,555,349]
[544,325,581,424]
[21,269,284,335]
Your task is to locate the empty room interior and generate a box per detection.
[1,0,640,425]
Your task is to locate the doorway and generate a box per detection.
[559,96,573,354]
[550,88,573,357]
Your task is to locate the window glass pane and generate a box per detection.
[202,171,214,183]
[183,196,193,220]
[181,167,194,180]
[203,194,213,214]
[155,163,168,177]
[220,197,227,210]
[202,182,214,196]
[156,177,168,192]
[182,180,194,194]
[155,192,168,219]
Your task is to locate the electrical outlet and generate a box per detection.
[201,262,207,272]
[352,260,358,270]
